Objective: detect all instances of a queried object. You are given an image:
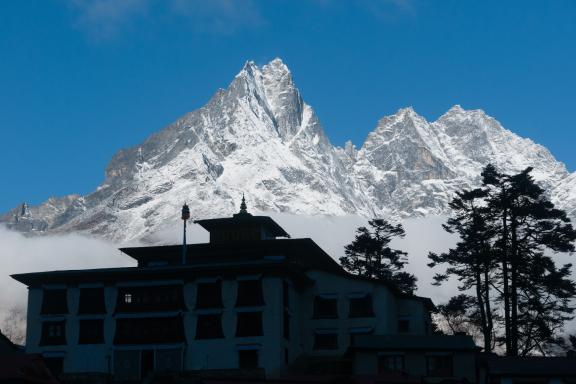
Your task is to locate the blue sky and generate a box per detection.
[1,0,575,213]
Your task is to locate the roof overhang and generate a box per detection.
[195,216,290,238]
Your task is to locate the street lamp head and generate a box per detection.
[181,203,190,221]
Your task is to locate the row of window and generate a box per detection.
[313,295,373,319]
[41,318,362,352]
[114,348,263,375]
[40,281,268,315]
[39,311,275,346]
[193,312,267,340]
[311,327,375,351]
[41,288,106,315]
[42,347,264,378]
[42,350,452,378]
[40,320,103,346]
[378,354,453,377]
[42,286,378,321]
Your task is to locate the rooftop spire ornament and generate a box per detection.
[181,203,190,264]
[239,193,248,214]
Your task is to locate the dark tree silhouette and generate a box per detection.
[435,294,482,337]
[340,219,417,294]
[430,164,576,356]
[484,165,576,355]
[481,163,514,354]
[428,188,498,352]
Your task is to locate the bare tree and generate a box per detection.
[1,304,27,345]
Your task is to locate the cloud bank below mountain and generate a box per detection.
[0,214,459,313]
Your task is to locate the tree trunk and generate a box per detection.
[484,266,494,352]
[475,269,490,352]
[510,215,519,356]
[501,197,512,356]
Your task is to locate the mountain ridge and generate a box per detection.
[2,58,574,243]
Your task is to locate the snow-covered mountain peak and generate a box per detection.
[362,107,446,162]
[367,107,421,135]
[262,57,291,77]
[237,60,259,76]
[396,105,417,115]
[2,58,574,242]
[235,58,293,94]
[431,106,568,181]
[437,105,491,125]
[227,58,309,143]
[444,104,465,114]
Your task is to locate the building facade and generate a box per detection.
[12,206,477,382]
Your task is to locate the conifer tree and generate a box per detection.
[340,219,417,294]
[435,294,483,338]
[428,188,498,352]
[483,165,576,355]
[432,164,576,356]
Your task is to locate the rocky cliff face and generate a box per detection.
[2,59,573,243]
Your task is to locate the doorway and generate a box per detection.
[140,349,154,379]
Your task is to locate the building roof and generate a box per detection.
[481,356,576,377]
[119,238,332,268]
[195,215,290,238]
[352,334,480,351]
[193,196,290,239]
[11,257,313,287]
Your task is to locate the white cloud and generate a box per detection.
[68,0,150,40]
[0,226,134,311]
[2,213,573,339]
[0,214,455,312]
[66,0,263,40]
[268,213,459,301]
[360,0,417,22]
[170,0,263,35]
[313,0,417,20]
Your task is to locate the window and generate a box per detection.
[313,296,338,319]
[236,312,263,337]
[114,316,185,344]
[44,357,64,377]
[78,288,106,314]
[238,349,259,369]
[196,314,224,339]
[283,281,290,309]
[378,355,405,373]
[114,350,140,381]
[41,289,68,315]
[156,348,183,372]
[78,319,104,344]
[283,311,290,340]
[426,355,453,377]
[349,327,373,340]
[196,282,223,309]
[348,295,374,318]
[236,280,264,307]
[313,332,338,350]
[40,321,66,346]
[115,285,185,313]
[398,319,411,333]
[141,349,154,378]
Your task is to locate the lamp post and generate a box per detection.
[181,203,190,265]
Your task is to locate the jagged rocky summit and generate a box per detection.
[2,58,575,242]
